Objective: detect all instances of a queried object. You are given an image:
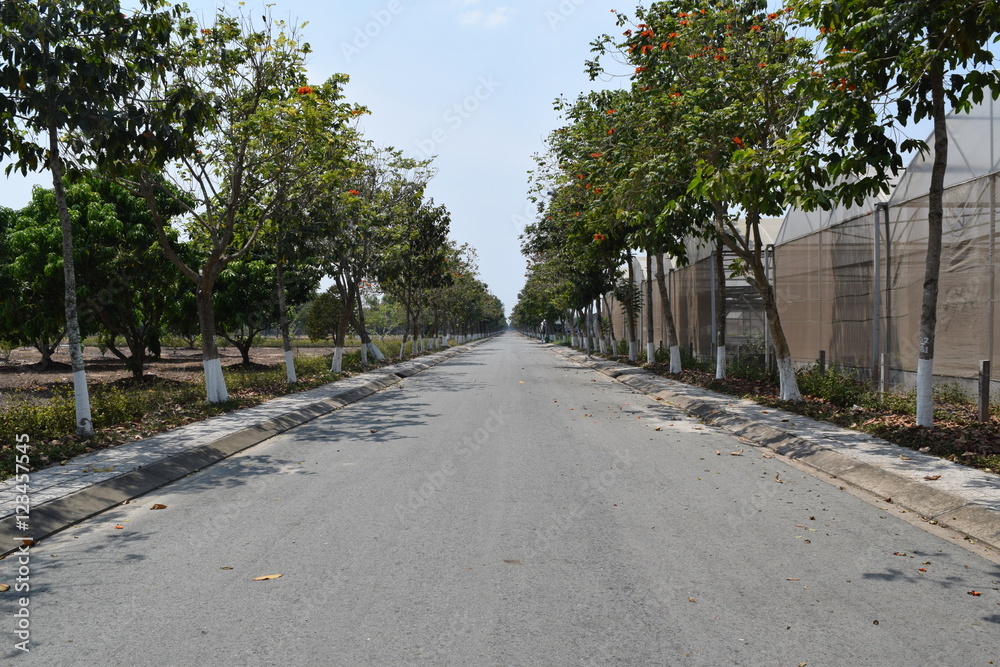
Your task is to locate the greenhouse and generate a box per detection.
[776,94,1000,387]
[605,94,1000,389]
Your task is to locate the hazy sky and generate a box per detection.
[0,0,635,317]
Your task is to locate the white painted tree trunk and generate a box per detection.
[670,346,681,374]
[646,342,656,364]
[599,337,607,355]
[368,341,385,361]
[284,350,296,384]
[916,358,934,427]
[777,356,802,401]
[72,369,92,435]
[716,345,726,380]
[360,343,368,367]
[331,347,344,373]
[628,340,637,362]
[204,358,228,403]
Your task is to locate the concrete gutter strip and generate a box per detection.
[0,338,494,555]
[548,344,1000,553]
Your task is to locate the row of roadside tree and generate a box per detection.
[0,1,503,436]
[513,0,999,427]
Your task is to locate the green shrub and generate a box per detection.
[796,364,871,408]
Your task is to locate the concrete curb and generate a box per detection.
[545,343,1000,553]
[0,338,495,555]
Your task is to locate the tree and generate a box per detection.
[76,177,188,378]
[594,2,819,399]
[0,195,66,368]
[252,73,363,381]
[112,10,314,402]
[797,0,1000,425]
[378,196,453,359]
[0,0,186,434]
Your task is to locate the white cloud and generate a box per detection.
[455,3,514,28]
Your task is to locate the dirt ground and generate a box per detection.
[0,344,338,392]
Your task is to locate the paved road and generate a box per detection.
[0,334,997,666]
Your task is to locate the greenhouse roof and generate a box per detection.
[776,93,999,245]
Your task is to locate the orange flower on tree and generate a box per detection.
[750,25,761,32]
[635,66,647,73]
[593,233,606,242]
[733,137,744,148]
[297,86,314,95]
[348,189,361,196]
[607,128,615,135]
[590,152,603,158]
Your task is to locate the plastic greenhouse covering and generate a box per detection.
[604,94,1000,386]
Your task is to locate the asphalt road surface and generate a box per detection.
[1,334,998,666]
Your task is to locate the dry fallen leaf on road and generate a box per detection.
[220,567,233,570]
[924,475,942,481]
[968,590,982,596]
[688,597,696,603]
[716,450,722,456]
[150,504,167,510]
[898,455,912,461]
[114,525,124,530]
[253,574,283,581]
[731,450,744,456]
[775,473,783,483]
[369,429,378,434]
[0,584,9,592]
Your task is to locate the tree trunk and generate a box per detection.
[196,280,228,403]
[714,239,727,380]
[49,126,93,436]
[645,253,655,364]
[916,56,948,428]
[604,296,617,354]
[275,255,296,383]
[654,252,681,373]
[626,256,638,362]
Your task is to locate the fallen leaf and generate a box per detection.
[688,597,696,603]
[220,567,233,570]
[968,590,982,596]
[654,427,663,431]
[775,473,783,483]
[150,504,167,510]
[924,475,942,481]
[898,455,912,461]
[20,539,34,547]
[114,525,124,530]
[730,450,744,456]
[787,578,800,581]
[918,447,930,452]
[918,568,927,572]
[716,450,722,456]
[369,429,378,434]
[0,584,9,592]
[253,574,283,581]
